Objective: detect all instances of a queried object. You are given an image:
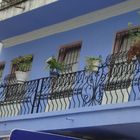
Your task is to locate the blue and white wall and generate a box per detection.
[0,1,140,139]
[1,8,140,80]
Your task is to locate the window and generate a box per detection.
[58,41,82,73]
[0,62,5,79]
[106,27,140,90]
[3,55,33,103]
[113,27,140,53]
[45,41,82,110]
[102,27,139,104]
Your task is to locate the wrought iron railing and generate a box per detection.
[0,0,28,11]
[0,52,140,117]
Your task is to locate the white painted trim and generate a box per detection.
[3,0,140,48]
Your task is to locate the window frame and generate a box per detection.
[57,41,82,73]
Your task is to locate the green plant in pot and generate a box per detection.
[85,55,102,72]
[45,56,64,76]
[12,55,33,83]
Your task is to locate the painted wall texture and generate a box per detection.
[0,0,127,40]
[0,9,140,80]
[0,5,140,139]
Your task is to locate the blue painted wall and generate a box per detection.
[1,10,140,80]
[0,0,127,40]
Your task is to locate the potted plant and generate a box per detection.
[45,56,64,77]
[85,55,102,72]
[12,55,33,83]
[127,23,140,63]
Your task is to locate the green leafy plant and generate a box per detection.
[45,56,64,72]
[86,56,102,62]
[128,22,140,43]
[85,55,102,72]
[12,55,33,72]
[127,10,140,42]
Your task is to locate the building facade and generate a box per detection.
[0,0,140,140]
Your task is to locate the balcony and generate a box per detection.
[0,52,139,117]
[0,0,28,11]
[0,0,58,21]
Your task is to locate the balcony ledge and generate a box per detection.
[0,101,140,122]
[0,101,140,138]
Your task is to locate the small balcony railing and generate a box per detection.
[0,0,28,11]
[0,52,140,117]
